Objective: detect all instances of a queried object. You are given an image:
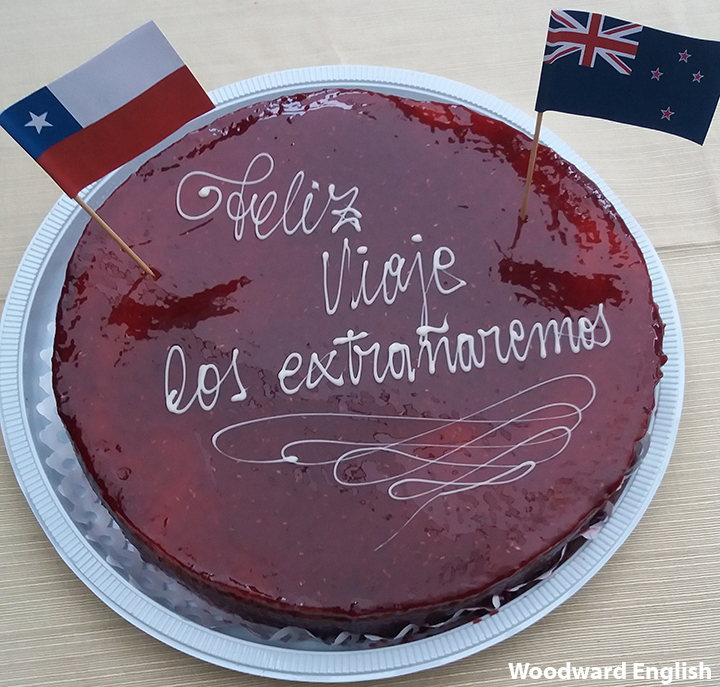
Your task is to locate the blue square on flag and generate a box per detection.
[0,87,82,159]
[535,10,720,144]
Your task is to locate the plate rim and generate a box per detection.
[0,64,685,682]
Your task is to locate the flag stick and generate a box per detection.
[520,111,544,222]
[73,195,156,278]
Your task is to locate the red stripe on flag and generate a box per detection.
[38,66,213,197]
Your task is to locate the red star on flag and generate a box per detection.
[651,67,663,80]
[661,107,674,120]
[679,49,691,62]
[692,71,704,83]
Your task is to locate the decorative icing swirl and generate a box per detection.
[211,374,596,549]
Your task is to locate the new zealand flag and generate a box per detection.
[535,10,720,144]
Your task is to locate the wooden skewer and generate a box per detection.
[73,195,156,278]
[520,111,544,222]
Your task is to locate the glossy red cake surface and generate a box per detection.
[53,89,664,638]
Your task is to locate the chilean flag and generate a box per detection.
[0,22,214,197]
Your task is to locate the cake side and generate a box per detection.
[53,89,664,638]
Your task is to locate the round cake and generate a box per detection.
[53,88,665,639]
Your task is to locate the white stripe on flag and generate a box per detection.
[47,22,184,127]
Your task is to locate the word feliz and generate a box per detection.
[164,303,610,414]
[175,152,363,239]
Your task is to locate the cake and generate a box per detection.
[52,88,665,639]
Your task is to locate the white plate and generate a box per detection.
[0,66,684,682]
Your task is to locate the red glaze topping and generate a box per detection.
[54,90,664,637]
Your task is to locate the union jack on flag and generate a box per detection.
[535,9,720,144]
[544,10,642,75]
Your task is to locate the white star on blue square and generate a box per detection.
[0,87,82,159]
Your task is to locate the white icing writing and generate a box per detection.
[175,153,362,241]
[417,303,611,374]
[321,237,466,316]
[277,303,610,392]
[165,344,248,414]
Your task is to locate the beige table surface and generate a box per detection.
[1,1,719,685]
